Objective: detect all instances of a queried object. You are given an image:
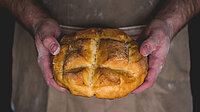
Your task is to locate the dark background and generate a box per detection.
[0,7,199,112]
[0,7,14,112]
[188,13,200,112]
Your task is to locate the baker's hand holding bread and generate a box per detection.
[34,18,67,92]
[35,19,172,97]
[2,0,199,98]
[36,20,172,97]
[132,20,171,94]
[133,0,200,94]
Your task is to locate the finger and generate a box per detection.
[38,54,67,92]
[35,35,52,81]
[140,36,158,56]
[42,37,60,55]
[131,55,165,94]
[37,54,53,85]
[35,44,53,85]
[36,36,66,92]
[49,78,67,92]
[131,68,156,94]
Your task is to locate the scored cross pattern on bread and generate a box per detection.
[53,28,148,99]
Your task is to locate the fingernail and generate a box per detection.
[143,45,150,56]
[53,46,60,55]
[50,43,60,55]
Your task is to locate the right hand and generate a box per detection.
[132,19,172,94]
[34,18,67,92]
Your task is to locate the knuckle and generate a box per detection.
[35,20,60,41]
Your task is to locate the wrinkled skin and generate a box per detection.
[35,18,67,92]
[132,20,171,94]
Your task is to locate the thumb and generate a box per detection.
[42,37,60,55]
[140,36,157,56]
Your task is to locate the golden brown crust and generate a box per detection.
[53,28,148,99]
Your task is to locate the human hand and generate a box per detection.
[34,18,67,92]
[131,20,172,94]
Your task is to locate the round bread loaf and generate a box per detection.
[52,28,148,99]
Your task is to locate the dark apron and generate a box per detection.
[12,0,192,112]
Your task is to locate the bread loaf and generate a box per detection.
[52,28,148,99]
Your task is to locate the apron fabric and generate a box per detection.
[12,0,193,112]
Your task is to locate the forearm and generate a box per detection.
[154,0,200,39]
[0,0,50,33]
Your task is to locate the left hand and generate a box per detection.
[34,18,67,92]
[131,19,172,94]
